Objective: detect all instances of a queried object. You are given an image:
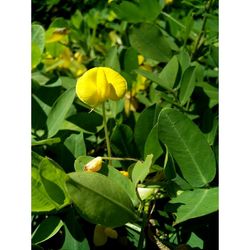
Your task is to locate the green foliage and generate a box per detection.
[158,109,216,187]
[32,0,218,248]
[169,187,218,224]
[129,23,174,62]
[66,172,138,227]
[32,216,63,244]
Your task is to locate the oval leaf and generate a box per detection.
[134,104,161,156]
[129,23,172,62]
[46,87,75,138]
[169,188,218,225]
[32,216,63,244]
[131,154,153,186]
[179,66,196,105]
[158,109,216,187]
[32,158,71,212]
[159,55,179,89]
[66,172,137,227]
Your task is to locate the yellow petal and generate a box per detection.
[76,68,99,106]
[93,225,107,246]
[96,67,110,102]
[104,227,118,239]
[102,67,127,100]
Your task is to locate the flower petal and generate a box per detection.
[76,68,99,106]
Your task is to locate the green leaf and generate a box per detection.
[196,81,218,108]
[177,50,190,73]
[64,133,86,158]
[32,151,44,168]
[32,137,61,146]
[61,207,90,250]
[131,154,153,185]
[32,24,45,68]
[158,109,216,187]
[169,187,218,224]
[159,55,179,89]
[123,47,139,73]
[66,172,137,227]
[111,0,162,23]
[144,124,163,163]
[134,104,161,156]
[61,226,90,250]
[46,87,75,138]
[129,23,172,62]
[32,24,45,52]
[187,232,204,249]
[32,216,63,244]
[110,124,134,157]
[107,167,139,206]
[32,158,71,212]
[179,66,196,105]
[105,46,120,72]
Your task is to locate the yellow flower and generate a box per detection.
[93,225,118,247]
[76,67,127,107]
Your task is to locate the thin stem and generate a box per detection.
[191,0,214,60]
[102,102,112,165]
[101,156,139,162]
[138,202,148,250]
[161,11,197,40]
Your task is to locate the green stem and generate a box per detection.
[138,203,148,250]
[101,156,139,162]
[102,102,112,165]
[161,11,197,40]
[191,0,214,60]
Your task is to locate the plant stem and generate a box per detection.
[102,102,112,165]
[101,156,139,162]
[191,0,213,60]
[161,11,197,40]
[138,203,148,250]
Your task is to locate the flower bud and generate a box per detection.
[84,157,102,172]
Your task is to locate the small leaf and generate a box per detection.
[32,158,71,212]
[169,187,218,224]
[196,81,218,108]
[32,24,45,68]
[111,0,162,23]
[64,133,86,158]
[105,46,120,72]
[66,172,137,227]
[159,55,179,89]
[158,108,216,187]
[144,124,163,163]
[107,167,139,206]
[131,154,153,186]
[129,23,172,62]
[134,104,161,156]
[179,66,196,105]
[177,50,191,73]
[61,226,90,250]
[32,216,63,244]
[32,137,61,146]
[123,47,139,73]
[46,87,75,138]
